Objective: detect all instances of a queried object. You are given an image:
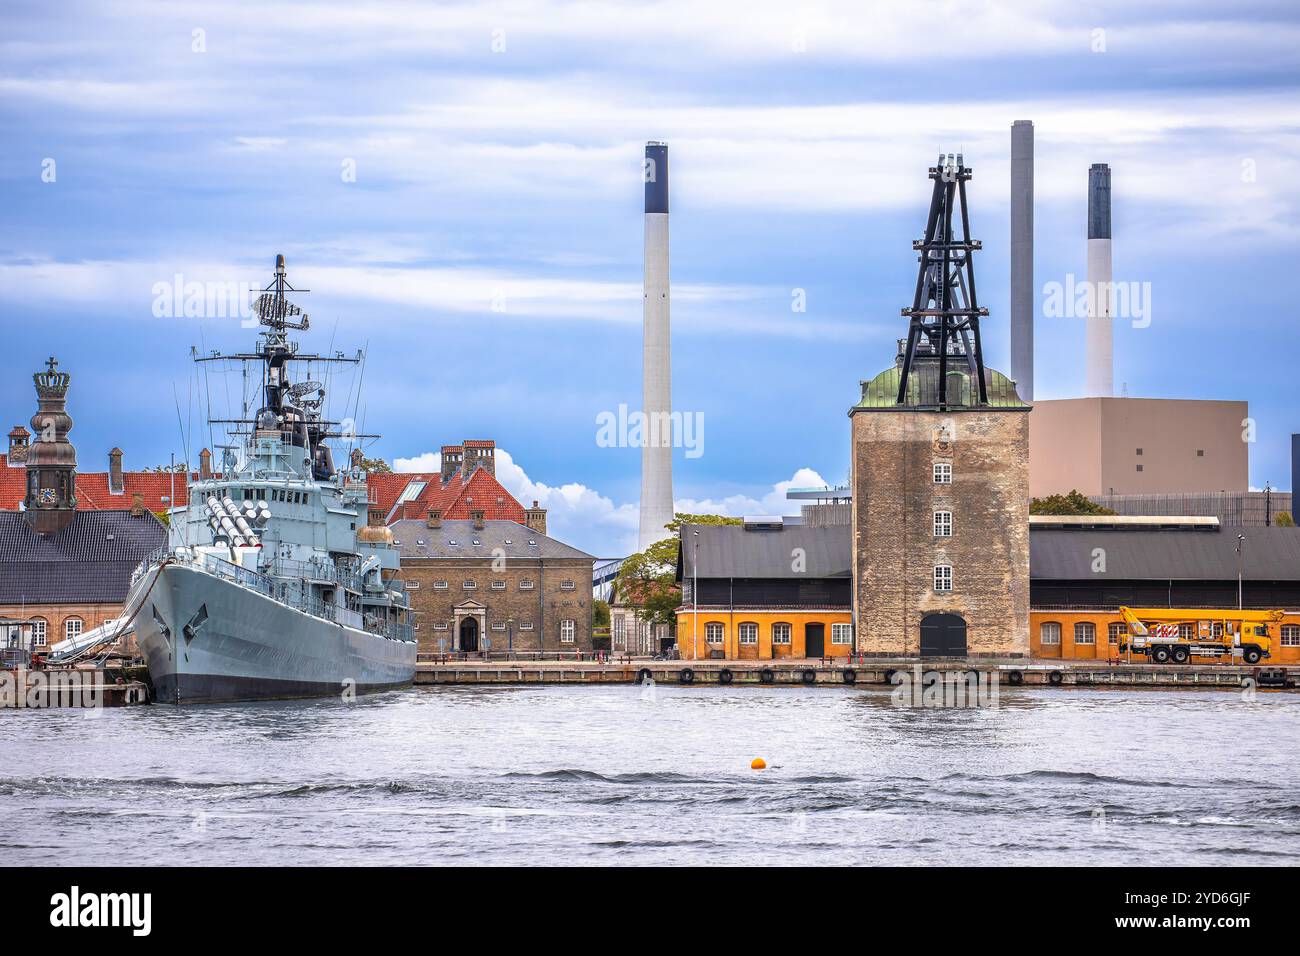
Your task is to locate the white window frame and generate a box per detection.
[560,619,576,643]
[462,580,476,590]
[406,581,420,590]
[1107,622,1126,644]
[771,623,791,645]
[831,623,852,645]
[1040,622,1061,646]
[30,618,47,648]
[933,511,952,537]
[705,622,724,644]
[933,462,952,484]
[1074,622,1096,645]
[933,565,952,592]
[64,618,83,641]
[560,580,576,591]
[519,580,534,590]
[434,622,449,631]
[491,622,506,632]
[490,580,506,590]
[519,621,534,631]
[738,622,758,645]
[1281,625,1300,647]
[433,581,448,590]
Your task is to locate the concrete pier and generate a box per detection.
[415,659,1297,690]
[0,668,150,708]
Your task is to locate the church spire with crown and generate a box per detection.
[24,355,78,534]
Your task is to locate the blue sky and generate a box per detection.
[3,1,1299,555]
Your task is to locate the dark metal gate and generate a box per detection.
[920,613,967,657]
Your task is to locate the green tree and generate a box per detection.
[1029,490,1117,516]
[592,599,610,628]
[358,457,391,474]
[613,513,741,628]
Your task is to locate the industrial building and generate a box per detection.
[1029,397,1249,498]
[1090,490,1291,528]
[1007,134,1260,503]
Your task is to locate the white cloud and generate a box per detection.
[674,467,830,518]
[390,447,825,555]
[393,451,441,473]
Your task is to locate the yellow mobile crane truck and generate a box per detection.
[1117,607,1281,664]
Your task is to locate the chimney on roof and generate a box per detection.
[7,425,29,465]
[426,507,442,529]
[463,440,496,476]
[441,445,462,482]
[199,447,212,480]
[130,492,145,517]
[525,499,547,535]
[470,508,485,530]
[368,504,385,527]
[108,447,124,494]
[350,448,364,472]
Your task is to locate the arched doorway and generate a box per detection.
[459,616,480,653]
[920,613,967,657]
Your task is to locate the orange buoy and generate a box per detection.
[751,757,767,770]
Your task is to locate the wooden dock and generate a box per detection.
[414,659,1298,690]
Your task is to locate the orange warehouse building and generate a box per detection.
[675,522,854,660]
[674,517,1300,664]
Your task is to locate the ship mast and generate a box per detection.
[193,255,379,478]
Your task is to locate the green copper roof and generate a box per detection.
[852,362,1028,411]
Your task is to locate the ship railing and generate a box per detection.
[195,552,275,597]
[363,618,415,643]
[266,557,368,594]
[132,544,171,583]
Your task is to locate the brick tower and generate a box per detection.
[850,156,1030,658]
[24,356,78,535]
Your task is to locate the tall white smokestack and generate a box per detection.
[1085,163,1113,396]
[639,141,674,549]
[1010,120,1034,402]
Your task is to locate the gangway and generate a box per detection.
[45,618,133,664]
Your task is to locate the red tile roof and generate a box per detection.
[367,466,526,525]
[0,454,191,513]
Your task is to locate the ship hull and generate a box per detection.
[131,563,416,704]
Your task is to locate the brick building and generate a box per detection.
[850,353,1031,657]
[391,511,595,656]
[0,358,166,661]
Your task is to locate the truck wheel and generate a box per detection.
[1171,646,1190,664]
[1243,647,1262,664]
[1152,647,1170,664]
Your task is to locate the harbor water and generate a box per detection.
[3,685,1299,866]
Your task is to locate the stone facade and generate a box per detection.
[400,557,593,654]
[851,406,1031,657]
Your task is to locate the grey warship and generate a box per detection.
[127,255,416,703]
